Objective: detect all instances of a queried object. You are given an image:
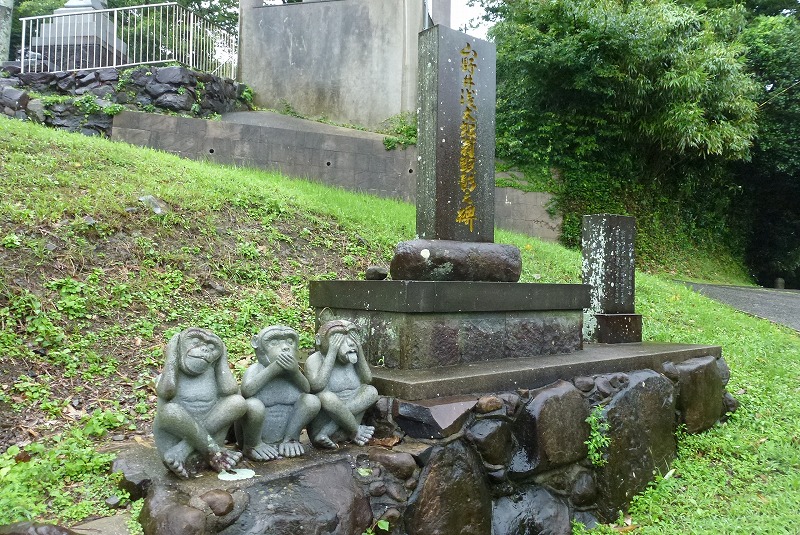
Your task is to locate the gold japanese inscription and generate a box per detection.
[457,42,478,232]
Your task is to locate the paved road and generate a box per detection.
[684,282,800,332]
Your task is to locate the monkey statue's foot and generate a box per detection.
[313,433,338,449]
[208,448,242,472]
[353,425,375,446]
[163,441,192,479]
[164,456,189,479]
[244,442,280,461]
[279,439,305,458]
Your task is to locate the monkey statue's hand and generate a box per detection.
[327,333,346,361]
[276,352,297,371]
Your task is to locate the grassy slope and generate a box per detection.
[1,118,799,531]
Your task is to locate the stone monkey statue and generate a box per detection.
[304,320,379,448]
[153,328,247,479]
[240,325,321,460]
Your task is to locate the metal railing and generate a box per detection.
[19,2,237,78]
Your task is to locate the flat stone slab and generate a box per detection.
[309,280,590,313]
[371,342,722,400]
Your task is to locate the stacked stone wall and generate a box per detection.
[0,64,251,136]
[87,355,736,535]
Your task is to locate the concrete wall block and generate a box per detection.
[206,120,242,140]
[201,138,235,160]
[151,132,197,154]
[299,131,320,149]
[114,127,152,147]
[331,150,356,171]
[230,140,260,161]
[112,111,143,130]
[142,114,179,133]
[175,117,207,137]
[354,152,372,172]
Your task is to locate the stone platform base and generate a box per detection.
[85,347,734,535]
[309,280,590,370]
[371,342,721,400]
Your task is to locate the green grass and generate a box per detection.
[1,117,799,531]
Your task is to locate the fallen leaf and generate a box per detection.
[369,436,401,448]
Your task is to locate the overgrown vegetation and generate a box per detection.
[480,0,800,287]
[381,112,418,150]
[1,119,799,532]
[585,405,610,467]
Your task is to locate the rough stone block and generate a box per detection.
[509,380,590,479]
[395,397,476,440]
[407,316,460,368]
[594,370,676,521]
[154,65,192,85]
[155,92,194,112]
[492,486,571,535]
[406,440,492,535]
[672,356,725,433]
[459,318,506,363]
[0,86,28,109]
[390,239,522,282]
[465,418,512,467]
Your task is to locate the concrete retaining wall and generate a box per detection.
[111,111,562,242]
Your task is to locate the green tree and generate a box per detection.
[482,0,758,252]
[740,15,800,286]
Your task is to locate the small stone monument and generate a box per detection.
[153,328,247,478]
[240,325,321,460]
[582,214,643,343]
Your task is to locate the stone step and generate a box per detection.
[371,342,721,400]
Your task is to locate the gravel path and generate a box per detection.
[683,282,800,332]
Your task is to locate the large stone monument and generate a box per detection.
[310,25,591,400]
[239,0,457,128]
[390,25,523,282]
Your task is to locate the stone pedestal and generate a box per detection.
[582,214,642,343]
[310,280,590,398]
[311,280,589,369]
